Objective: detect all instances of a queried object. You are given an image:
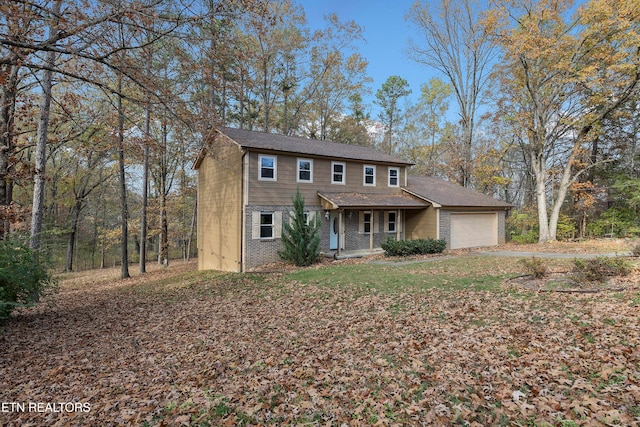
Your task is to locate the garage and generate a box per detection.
[450,212,498,249]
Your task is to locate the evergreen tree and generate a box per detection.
[278,190,321,266]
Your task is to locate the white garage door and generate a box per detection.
[450,213,498,249]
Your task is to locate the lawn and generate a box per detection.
[1,251,639,426]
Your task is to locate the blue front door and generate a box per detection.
[329,211,339,250]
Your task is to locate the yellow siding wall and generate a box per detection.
[405,206,438,240]
[197,137,244,272]
[248,152,406,205]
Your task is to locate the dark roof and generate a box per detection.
[404,176,512,208]
[318,192,428,209]
[218,127,413,165]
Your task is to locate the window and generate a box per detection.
[388,167,399,187]
[297,158,313,182]
[363,212,372,233]
[387,211,397,232]
[260,212,274,239]
[252,211,282,240]
[363,165,376,186]
[332,162,345,184]
[359,211,379,234]
[259,155,277,181]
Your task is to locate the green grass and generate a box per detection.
[285,256,526,292]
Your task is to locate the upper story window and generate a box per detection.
[297,158,313,183]
[332,161,345,184]
[259,155,277,181]
[388,167,399,187]
[363,164,376,186]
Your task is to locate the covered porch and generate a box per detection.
[317,191,429,257]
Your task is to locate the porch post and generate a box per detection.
[337,210,342,256]
[370,209,374,253]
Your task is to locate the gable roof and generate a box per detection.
[404,176,512,208]
[217,127,413,166]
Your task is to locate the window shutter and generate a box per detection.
[358,211,364,234]
[383,211,390,232]
[252,211,260,240]
[274,211,283,238]
[398,211,403,232]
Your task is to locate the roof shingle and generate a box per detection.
[318,192,428,209]
[218,127,413,165]
[404,176,511,208]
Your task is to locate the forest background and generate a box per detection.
[0,0,638,277]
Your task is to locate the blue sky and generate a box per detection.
[300,0,436,108]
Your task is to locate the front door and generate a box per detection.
[329,211,340,250]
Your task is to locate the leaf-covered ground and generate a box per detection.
[1,252,640,426]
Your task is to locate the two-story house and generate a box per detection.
[194,127,510,272]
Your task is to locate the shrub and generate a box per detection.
[382,238,446,257]
[586,207,639,238]
[511,230,538,244]
[506,207,539,243]
[278,190,321,267]
[572,257,631,284]
[556,213,577,241]
[0,240,56,321]
[519,256,547,279]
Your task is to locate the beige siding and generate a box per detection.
[197,137,243,272]
[405,206,438,240]
[247,151,407,205]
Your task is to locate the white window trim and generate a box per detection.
[252,211,282,240]
[331,161,346,185]
[297,158,313,183]
[385,210,400,233]
[260,212,274,239]
[388,167,399,187]
[363,164,376,186]
[258,154,277,181]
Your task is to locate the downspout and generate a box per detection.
[240,151,248,272]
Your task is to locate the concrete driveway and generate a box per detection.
[477,250,632,259]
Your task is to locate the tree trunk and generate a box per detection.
[117,73,130,279]
[29,1,61,250]
[531,148,551,243]
[65,200,82,272]
[186,198,196,262]
[159,114,169,266]
[140,104,150,273]
[0,62,19,238]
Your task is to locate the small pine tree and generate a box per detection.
[278,189,322,266]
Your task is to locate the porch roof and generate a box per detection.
[318,192,429,210]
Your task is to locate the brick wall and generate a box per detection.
[439,210,452,248]
[244,204,323,271]
[342,209,404,251]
